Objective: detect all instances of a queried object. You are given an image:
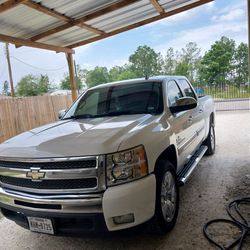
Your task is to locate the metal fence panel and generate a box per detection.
[215,98,250,111]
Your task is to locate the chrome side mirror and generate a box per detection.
[58,109,66,119]
[170,97,197,113]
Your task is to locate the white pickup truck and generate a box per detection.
[0,76,215,235]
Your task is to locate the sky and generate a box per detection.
[0,0,247,88]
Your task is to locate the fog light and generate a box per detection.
[112,213,135,225]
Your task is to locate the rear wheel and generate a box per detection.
[149,160,179,234]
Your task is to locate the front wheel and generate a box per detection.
[149,160,179,234]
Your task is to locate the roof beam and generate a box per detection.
[150,0,165,14]
[23,1,71,22]
[68,0,213,48]
[0,0,28,13]
[23,0,140,42]
[0,33,74,53]
[23,1,104,35]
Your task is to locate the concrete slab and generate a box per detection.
[0,111,249,250]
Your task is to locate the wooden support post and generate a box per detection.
[5,43,15,97]
[66,53,77,101]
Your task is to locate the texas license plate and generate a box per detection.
[27,217,54,235]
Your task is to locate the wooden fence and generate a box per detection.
[0,95,72,143]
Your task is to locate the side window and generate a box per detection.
[167,80,183,107]
[178,79,196,99]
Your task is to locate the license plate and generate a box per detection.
[27,217,54,235]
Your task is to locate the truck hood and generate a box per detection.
[0,114,155,158]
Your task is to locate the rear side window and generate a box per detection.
[178,79,196,99]
[167,80,183,107]
[109,82,163,114]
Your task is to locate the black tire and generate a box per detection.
[149,160,179,235]
[203,122,215,156]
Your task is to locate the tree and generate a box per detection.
[109,64,138,81]
[175,61,190,76]
[234,43,248,85]
[180,42,201,82]
[199,36,236,86]
[85,66,109,88]
[109,66,125,82]
[129,45,163,78]
[116,67,138,81]
[60,74,71,90]
[163,48,176,75]
[37,74,50,93]
[2,80,9,96]
[16,74,51,96]
[60,65,86,90]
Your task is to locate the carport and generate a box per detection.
[0,1,250,249]
[0,0,215,101]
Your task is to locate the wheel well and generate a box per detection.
[210,112,215,126]
[155,145,177,172]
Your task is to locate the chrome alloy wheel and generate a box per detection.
[210,127,215,151]
[161,171,177,222]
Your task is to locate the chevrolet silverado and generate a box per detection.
[0,76,215,235]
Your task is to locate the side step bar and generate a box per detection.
[177,145,208,186]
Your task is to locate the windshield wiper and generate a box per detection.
[66,114,96,119]
[101,110,149,116]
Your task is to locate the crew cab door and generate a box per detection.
[177,79,206,153]
[166,80,195,169]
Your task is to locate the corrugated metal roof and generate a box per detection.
[0,0,213,52]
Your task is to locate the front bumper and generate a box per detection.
[0,205,107,235]
[0,174,156,233]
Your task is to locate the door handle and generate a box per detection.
[188,116,193,122]
[199,109,203,113]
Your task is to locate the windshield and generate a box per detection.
[63,81,163,119]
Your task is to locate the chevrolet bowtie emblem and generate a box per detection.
[26,168,45,181]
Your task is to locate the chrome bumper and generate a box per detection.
[0,187,103,214]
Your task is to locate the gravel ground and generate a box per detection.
[0,111,249,250]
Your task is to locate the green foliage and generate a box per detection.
[60,65,86,90]
[117,68,138,81]
[38,75,50,93]
[129,45,163,78]
[60,74,71,90]
[199,36,236,85]
[180,42,201,82]
[109,66,125,82]
[58,37,248,92]
[163,48,176,75]
[175,61,190,76]
[234,43,248,85]
[16,74,51,96]
[85,66,109,88]
[109,64,137,81]
[163,43,201,82]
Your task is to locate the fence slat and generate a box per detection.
[0,96,72,143]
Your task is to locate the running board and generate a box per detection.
[177,145,208,186]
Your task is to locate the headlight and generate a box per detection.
[106,145,148,186]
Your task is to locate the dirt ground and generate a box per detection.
[0,111,249,250]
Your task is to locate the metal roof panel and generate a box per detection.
[0,0,214,50]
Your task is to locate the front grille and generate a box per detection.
[0,159,97,170]
[0,156,105,194]
[0,176,97,190]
